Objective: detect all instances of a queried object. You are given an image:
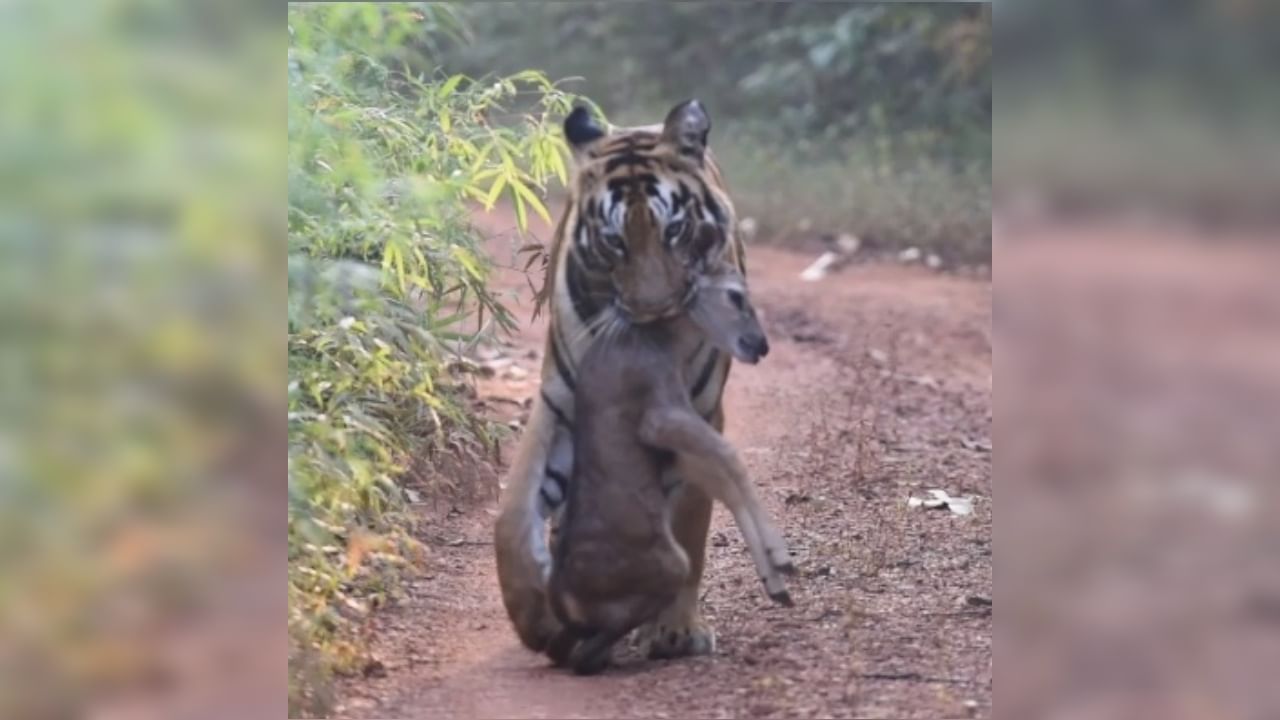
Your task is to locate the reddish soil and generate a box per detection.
[333,206,992,719]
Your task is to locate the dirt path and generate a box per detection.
[334,208,992,719]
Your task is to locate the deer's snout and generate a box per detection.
[736,332,770,364]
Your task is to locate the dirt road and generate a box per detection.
[333,208,992,719]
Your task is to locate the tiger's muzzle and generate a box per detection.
[614,281,699,324]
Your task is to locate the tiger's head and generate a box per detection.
[561,99,737,323]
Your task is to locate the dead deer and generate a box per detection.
[547,262,796,675]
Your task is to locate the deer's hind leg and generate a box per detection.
[640,407,795,605]
[546,627,580,667]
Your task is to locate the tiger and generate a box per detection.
[493,99,747,661]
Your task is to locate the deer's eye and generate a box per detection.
[727,289,746,311]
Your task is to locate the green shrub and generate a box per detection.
[287,5,583,714]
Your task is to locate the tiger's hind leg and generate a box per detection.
[494,398,566,653]
[543,424,573,557]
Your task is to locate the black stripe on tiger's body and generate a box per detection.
[540,390,572,429]
[565,250,608,324]
[549,330,577,393]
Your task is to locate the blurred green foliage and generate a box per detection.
[448,2,989,147]
[442,2,991,260]
[0,0,280,717]
[287,4,580,715]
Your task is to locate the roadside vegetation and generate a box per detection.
[287,5,583,714]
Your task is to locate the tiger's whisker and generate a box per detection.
[571,306,617,352]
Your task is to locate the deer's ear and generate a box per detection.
[564,106,605,151]
[661,99,710,159]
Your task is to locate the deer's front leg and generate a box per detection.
[640,407,794,604]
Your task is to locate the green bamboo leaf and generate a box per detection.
[547,139,569,184]
[429,311,467,329]
[461,184,487,203]
[450,246,484,281]
[497,142,518,174]
[411,246,429,274]
[510,178,551,224]
[381,238,407,294]
[507,69,548,87]
[469,167,502,183]
[466,139,496,174]
[380,240,397,275]
[512,191,528,231]
[483,174,507,209]
[437,73,465,100]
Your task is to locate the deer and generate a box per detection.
[546,247,796,675]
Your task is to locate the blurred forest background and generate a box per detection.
[445,2,992,261]
[997,0,1280,223]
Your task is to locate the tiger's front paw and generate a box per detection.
[640,615,716,659]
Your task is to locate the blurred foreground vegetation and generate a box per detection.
[4,0,1275,718]
[443,2,992,261]
[1,1,992,716]
[0,0,280,717]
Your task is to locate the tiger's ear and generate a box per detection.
[564,106,606,153]
[661,99,711,158]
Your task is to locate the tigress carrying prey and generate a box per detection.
[493,99,749,659]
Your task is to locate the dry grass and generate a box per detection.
[718,135,991,264]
